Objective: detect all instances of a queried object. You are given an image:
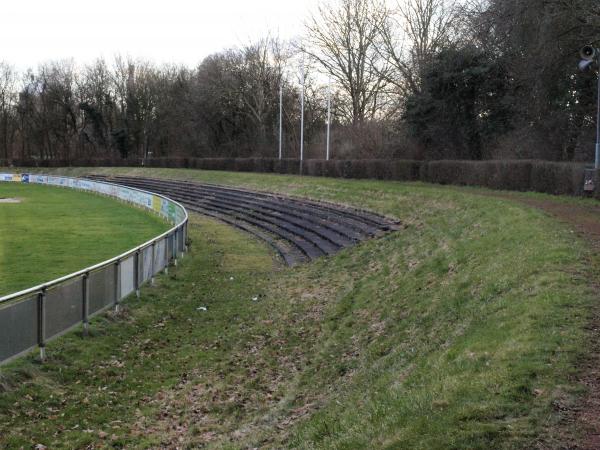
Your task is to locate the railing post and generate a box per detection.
[179,227,184,259]
[185,222,189,253]
[164,237,169,275]
[114,260,121,312]
[173,231,178,267]
[82,272,90,336]
[134,250,141,298]
[37,288,46,362]
[151,242,156,286]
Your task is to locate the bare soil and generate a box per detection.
[0,197,21,203]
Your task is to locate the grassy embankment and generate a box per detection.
[0,182,168,296]
[0,167,596,448]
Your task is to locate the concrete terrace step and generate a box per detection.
[88,174,400,266]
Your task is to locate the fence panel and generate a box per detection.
[88,266,116,315]
[154,239,166,273]
[142,245,153,282]
[178,228,185,253]
[171,233,177,260]
[120,256,135,299]
[44,278,83,340]
[0,295,39,362]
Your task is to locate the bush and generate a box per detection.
[323,160,337,178]
[233,158,255,172]
[331,160,352,178]
[253,158,275,173]
[274,159,300,174]
[424,160,534,191]
[5,157,591,199]
[425,160,466,185]
[530,161,586,196]
[304,159,326,177]
[391,160,422,181]
[193,158,235,171]
[364,160,392,180]
[484,160,532,191]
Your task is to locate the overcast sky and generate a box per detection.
[0,0,322,70]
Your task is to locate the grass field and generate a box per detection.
[0,182,168,296]
[0,168,597,448]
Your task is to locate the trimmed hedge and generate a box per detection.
[2,157,595,198]
[530,161,586,196]
[423,160,534,191]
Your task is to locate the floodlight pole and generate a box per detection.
[326,77,331,161]
[595,69,600,169]
[300,55,305,169]
[279,82,283,160]
[580,46,600,169]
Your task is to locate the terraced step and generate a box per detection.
[108,177,381,237]
[88,174,400,266]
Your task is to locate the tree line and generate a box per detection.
[0,0,599,164]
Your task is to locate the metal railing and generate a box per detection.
[0,173,189,365]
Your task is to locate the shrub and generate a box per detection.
[485,160,532,191]
[5,157,591,199]
[252,158,275,173]
[304,159,326,177]
[424,160,534,191]
[323,160,337,177]
[530,161,586,196]
[274,159,300,174]
[364,160,391,180]
[391,160,422,181]
[233,158,255,172]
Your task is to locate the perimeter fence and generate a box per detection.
[0,173,188,365]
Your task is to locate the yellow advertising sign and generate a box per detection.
[152,195,162,213]
[12,174,21,182]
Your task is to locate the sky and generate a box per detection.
[0,0,322,70]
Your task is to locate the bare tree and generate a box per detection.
[237,38,287,150]
[78,59,114,153]
[38,61,80,162]
[0,63,16,161]
[304,0,390,125]
[378,0,461,95]
[110,57,160,159]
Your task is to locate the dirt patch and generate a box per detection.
[512,197,600,243]
[0,197,21,203]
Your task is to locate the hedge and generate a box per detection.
[1,157,595,199]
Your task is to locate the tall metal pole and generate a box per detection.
[300,55,305,166]
[326,78,331,161]
[279,82,283,160]
[595,70,600,169]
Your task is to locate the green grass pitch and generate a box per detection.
[0,182,168,296]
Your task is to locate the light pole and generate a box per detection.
[300,55,305,169]
[597,69,600,169]
[279,82,283,160]
[326,77,331,161]
[579,45,600,169]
